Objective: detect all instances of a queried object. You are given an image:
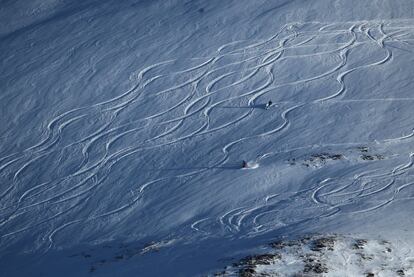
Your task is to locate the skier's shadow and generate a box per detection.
[212,163,242,170]
[219,104,268,110]
[141,163,241,171]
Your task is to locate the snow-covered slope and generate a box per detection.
[1,1,414,276]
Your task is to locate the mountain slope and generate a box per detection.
[1,0,414,276]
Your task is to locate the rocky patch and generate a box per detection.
[211,235,412,277]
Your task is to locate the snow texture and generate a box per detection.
[1,0,414,276]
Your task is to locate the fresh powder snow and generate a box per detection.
[1,0,414,276]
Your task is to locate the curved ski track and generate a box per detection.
[1,20,414,249]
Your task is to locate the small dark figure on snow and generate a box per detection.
[242,160,247,168]
[265,100,272,110]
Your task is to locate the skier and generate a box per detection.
[265,100,272,110]
[242,160,248,168]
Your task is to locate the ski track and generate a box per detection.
[1,20,414,249]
